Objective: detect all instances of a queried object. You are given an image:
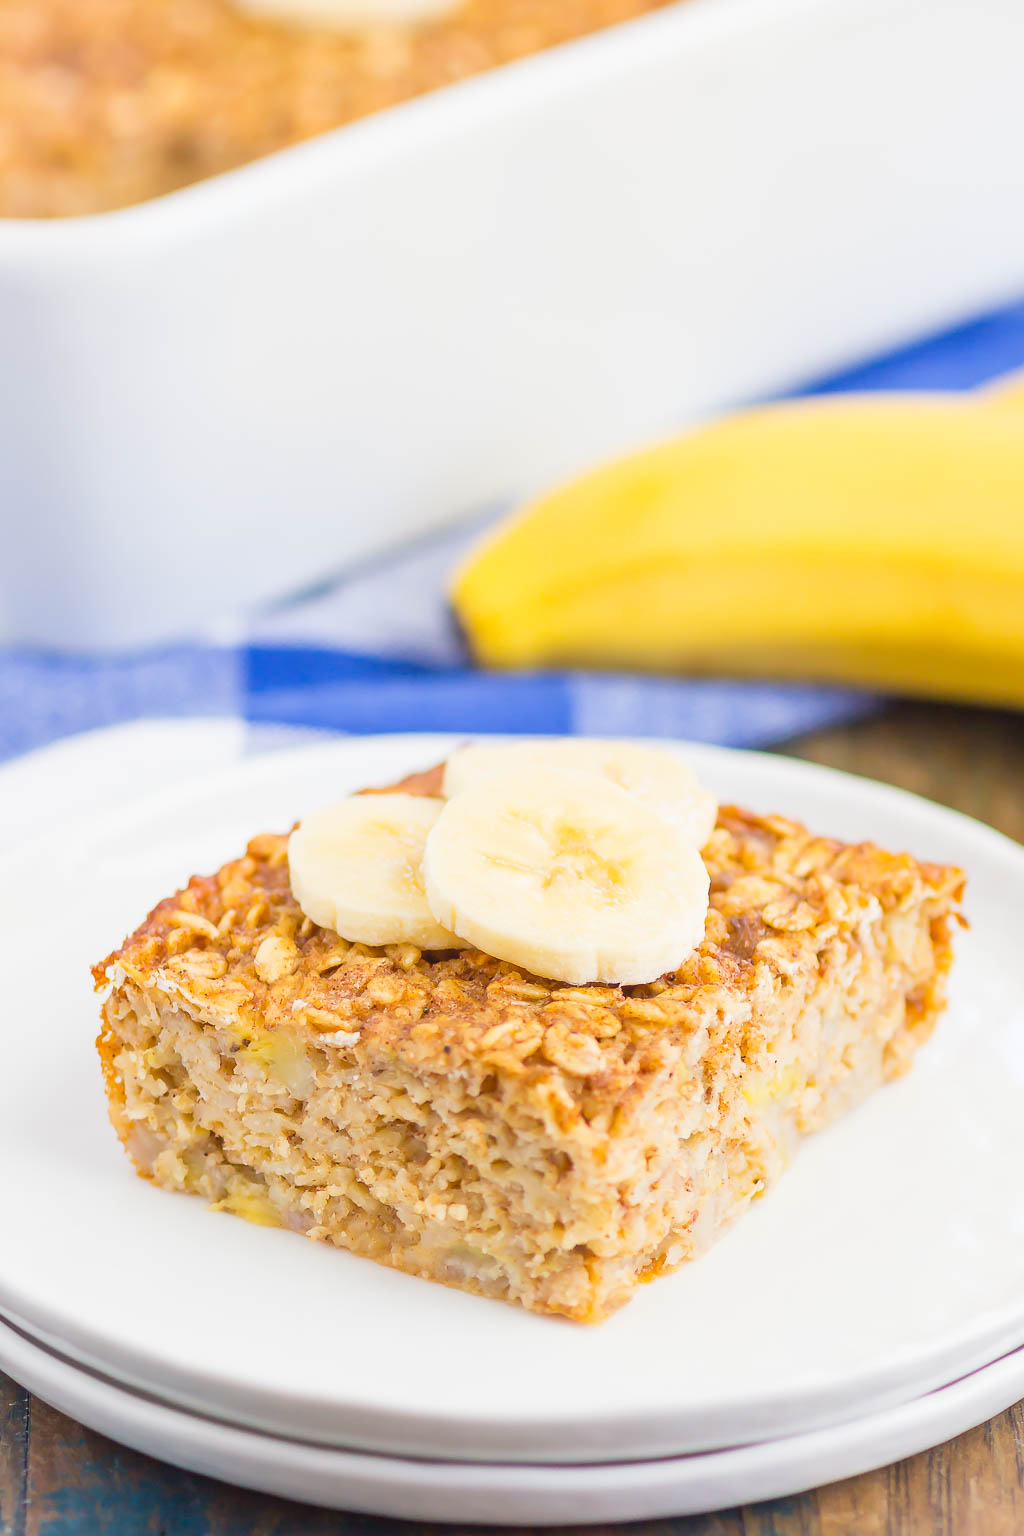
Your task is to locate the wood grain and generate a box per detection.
[0,1397,1023,1535]
[787,702,1024,845]
[1,702,1022,1535]
[0,1376,28,1536]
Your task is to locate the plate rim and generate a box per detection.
[3,1311,1024,1523]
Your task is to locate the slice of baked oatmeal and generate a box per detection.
[94,763,964,1322]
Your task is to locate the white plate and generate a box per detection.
[1,731,1023,1464]
[3,1315,1024,1524]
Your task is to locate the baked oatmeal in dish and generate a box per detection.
[95,751,965,1322]
[0,0,679,217]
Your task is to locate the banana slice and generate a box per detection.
[236,0,459,29]
[288,794,460,950]
[423,769,709,986]
[442,739,717,847]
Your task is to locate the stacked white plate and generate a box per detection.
[2,723,1023,1522]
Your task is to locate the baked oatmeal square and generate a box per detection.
[95,760,963,1322]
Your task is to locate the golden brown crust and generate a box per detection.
[94,764,965,1129]
[359,764,445,797]
[2,0,680,218]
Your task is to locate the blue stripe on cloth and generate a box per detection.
[244,647,877,747]
[0,645,243,763]
[802,298,1024,394]
[4,292,1024,765]
[246,648,575,736]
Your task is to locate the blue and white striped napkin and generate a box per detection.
[2,296,1023,766]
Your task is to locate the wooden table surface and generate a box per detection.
[3,703,1023,1536]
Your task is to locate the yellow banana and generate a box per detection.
[451,387,1024,707]
[985,367,1024,409]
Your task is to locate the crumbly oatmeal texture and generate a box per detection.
[95,763,964,1322]
[1,0,678,217]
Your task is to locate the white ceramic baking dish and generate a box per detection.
[1,0,1022,649]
